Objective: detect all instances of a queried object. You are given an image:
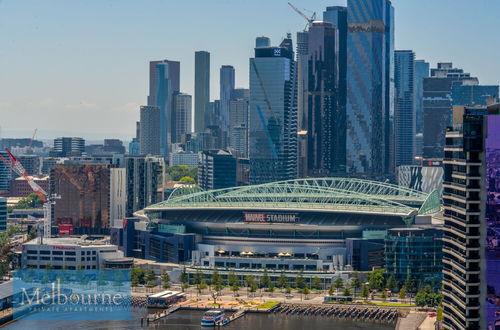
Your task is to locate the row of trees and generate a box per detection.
[166,165,198,182]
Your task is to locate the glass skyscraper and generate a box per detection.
[414,60,430,135]
[195,51,210,133]
[451,84,499,107]
[249,38,297,184]
[346,0,394,178]
[394,50,416,166]
[219,65,236,137]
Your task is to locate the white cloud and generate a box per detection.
[66,100,98,109]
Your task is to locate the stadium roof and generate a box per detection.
[146,178,441,218]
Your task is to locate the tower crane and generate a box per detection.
[0,148,58,239]
[288,2,316,30]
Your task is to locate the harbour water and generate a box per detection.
[5,309,396,329]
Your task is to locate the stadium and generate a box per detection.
[136,178,441,273]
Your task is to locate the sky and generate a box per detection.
[1,0,499,141]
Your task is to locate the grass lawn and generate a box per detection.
[256,301,280,309]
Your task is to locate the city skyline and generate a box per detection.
[1,0,500,139]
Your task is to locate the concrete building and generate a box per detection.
[228,98,249,157]
[109,168,126,229]
[219,65,235,135]
[441,104,500,329]
[9,176,49,197]
[169,151,198,167]
[194,51,210,132]
[124,156,164,218]
[198,150,237,190]
[0,151,12,193]
[21,237,133,270]
[50,137,85,157]
[249,36,297,184]
[173,93,192,143]
[139,105,161,156]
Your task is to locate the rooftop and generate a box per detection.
[23,236,113,247]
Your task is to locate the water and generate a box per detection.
[5,309,396,330]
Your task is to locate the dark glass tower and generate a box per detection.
[195,51,210,133]
[249,37,297,184]
[346,0,394,178]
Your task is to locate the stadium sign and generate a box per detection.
[243,212,299,224]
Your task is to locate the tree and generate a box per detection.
[351,273,362,298]
[386,274,398,293]
[415,286,441,307]
[194,270,203,286]
[368,269,385,291]
[145,270,156,288]
[403,273,415,294]
[399,287,407,300]
[12,193,44,210]
[260,269,271,290]
[131,268,146,286]
[380,289,387,301]
[361,284,369,301]
[285,285,292,294]
[161,272,171,289]
[301,287,310,300]
[342,285,352,297]
[211,270,223,292]
[197,279,207,295]
[277,271,288,290]
[328,283,335,296]
[179,268,189,291]
[333,277,344,295]
[179,176,195,184]
[294,270,306,289]
[245,275,256,296]
[312,276,322,291]
[166,165,198,181]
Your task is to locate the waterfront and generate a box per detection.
[5,309,395,329]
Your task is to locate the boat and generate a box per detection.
[200,309,225,327]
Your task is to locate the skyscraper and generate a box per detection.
[139,105,160,156]
[255,36,270,48]
[296,30,309,177]
[346,0,394,178]
[198,149,237,190]
[249,36,297,184]
[173,93,192,143]
[229,98,249,157]
[451,84,499,107]
[195,51,210,132]
[50,137,85,157]
[394,50,416,166]
[0,197,6,232]
[305,21,343,176]
[441,104,500,329]
[151,60,180,157]
[414,60,430,135]
[219,65,235,134]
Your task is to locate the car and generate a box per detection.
[390,299,398,302]
[428,312,437,317]
[285,294,294,299]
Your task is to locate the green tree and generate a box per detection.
[245,275,256,296]
[328,283,335,296]
[285,285,292,294]
[12,193,44,209]
[277,271,288,290]
[131,268,146,286]
[294,270,306,289]
[399,287,407,300]
[228,271,240,296]
[386,274,398,293]
[361,284,370,301]
[194,270,203,286]
[260,269,271,289]
[342,285,352,297]
[301,287,310,299]
[179,267,189,291]
[334,277,344,295]
[197,278,207,295]
[211,270,223,292]
[380,289,387,301]
[179,176,195,184]
[311,276,322,291]
[161,272,171,289]
[145,270,156,288]
[351,273,362,298]
[166,165,198,181]
[403,273,415,294]
[368,269,385,291]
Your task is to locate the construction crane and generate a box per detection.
[0,148,57,239]
[27,128,38,154]
[288,2,316,29]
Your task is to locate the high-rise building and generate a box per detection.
[0,197,6,232]
[219,65,235,134]
[15,155,41,177]
[195,51,210,132]
[148,60,180,107]
[414,60,430,135]
[198,150,237,190]
[50,137,85,157]
[255,36,270,48]
[124,156,164,217]
[173,93,192,143]
[346,0,394,178]
[304,21,344,176]
[139,105,161,156]
[441,104,500,329]
[229,98,249,157]
[150,60,180,157]
[451,84,499,107]
[109,168,126,228]
[296,30,309,178]
[249,36,297,184]
[394,50,416,166]
[103,139,125,154]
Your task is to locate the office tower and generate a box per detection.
[229,99,249,157]
[148,60,180,107]
[305,21,344,176]
[255,36,270,48]
[249,36,297,184]
[169,151,198,167]
[394,50,416,166]
[139,105,161,156]
[296,30,309,177]
[205,100,220,129]
[423,63,475,160]
[0,151,12,193]
[124,156,164,217]
[173,93,192,143]
[195,51,210,132]
[109,168,126,228]
[0,197,6,232]
[451,84,499,107]
[441,104,500,329]
[103,139,125,154]
[16,155,41,176]
[151,60,180,157]
[50,137,85,157]
[219,65,235,135]
[414,60,430,135]
[346,0,394,178]
[50,164,114,234]
[198,150,237,190]
[231,88,249,100]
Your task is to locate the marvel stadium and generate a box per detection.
[133,178,441,273]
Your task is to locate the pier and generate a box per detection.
[215,310,246,327]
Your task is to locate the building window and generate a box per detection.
[41,257,50,261]
[52,251,63,255]
[27,256,37,260]
[65,251,76,256]
[54,257,63,261]
[27,250,38,255]
[40,250,50,255]
[66,257,76,261]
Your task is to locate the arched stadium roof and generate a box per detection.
[145,178,441,218]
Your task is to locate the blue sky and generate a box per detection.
[1,0,499,140]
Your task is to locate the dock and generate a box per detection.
[146,304,181,323]
[215,310,246,327]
